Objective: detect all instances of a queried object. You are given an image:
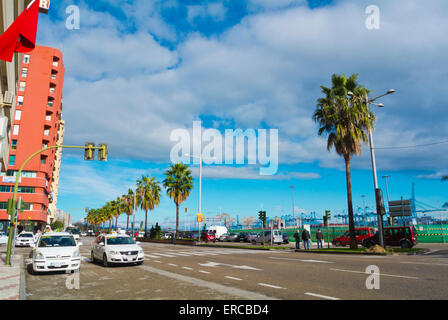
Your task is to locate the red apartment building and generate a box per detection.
[0,45,65,233]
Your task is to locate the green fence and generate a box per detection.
[231,224,447,244]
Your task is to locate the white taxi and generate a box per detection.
[16,232,35,247]
[31,232,82,273]
[91,234,144,267]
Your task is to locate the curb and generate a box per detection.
[294,249,388,256]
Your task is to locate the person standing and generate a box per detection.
[316,228,324,249]
[302,228,310,250]
[293,229,301,249]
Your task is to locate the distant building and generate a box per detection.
[0,46,65,233]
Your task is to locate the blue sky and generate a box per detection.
[33,0,448,227]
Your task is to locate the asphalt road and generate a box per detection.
[13,238,448,300]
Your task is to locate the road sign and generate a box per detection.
[389,199,412,217]
[197,213,203,223]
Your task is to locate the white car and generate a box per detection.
[91,234,144,267]
[16,232,35,247]
[0,232,8,245]
[31,232,82,273]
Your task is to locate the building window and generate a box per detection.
[18,187,35,193]
[45,114,51,121]
[40,156,47,164]
[43,129,50,136]
[14,110,22,121]
[9,155,15,166]
[42,143,48,149]
[17,96,24,106]
[51,74,56,80]
[49,87,55,93]
[21,68,28,78]
[23,54,30,64]
[19,82,26,92]
[11,140,17,150]
[47,101,54,107]
[13,125,19,135]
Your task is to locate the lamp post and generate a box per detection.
[348,89,395,247]
[290,185,295,219]
[184,153,216,240]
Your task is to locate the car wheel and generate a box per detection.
[335,241,342,247]
[136,261,143,265]
[400,240,411,249]
[103,254,109,267]
[91,251,96,263]
[366,241,375,248]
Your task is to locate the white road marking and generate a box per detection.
[168,263,178,267]
[258,283,285,289]
[198,261,262,271]
[145,254,162,258]
[225,276,242,281]
[305,292,340,300]
[424,249,440,255]
[330,268,419,279]
[153,260,162,263]
[182,266,193,270]
[199,270,211,274]
[400,261,448,267]
[152,253,175,257]
[269,257,333,264]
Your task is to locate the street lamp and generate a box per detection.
[184,153,216,238]
[348,89,396,247]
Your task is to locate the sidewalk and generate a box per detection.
[0,251,25,300]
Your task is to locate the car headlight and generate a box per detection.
[72,249,81,258]
[138,250,144,254]
[36,251,45,260]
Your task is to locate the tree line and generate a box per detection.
[85,163,193,237]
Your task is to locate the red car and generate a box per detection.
[332,227,376,247]
[200,231,216,243]
[362,226,418,248]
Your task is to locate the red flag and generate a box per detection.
[0,0,40,62]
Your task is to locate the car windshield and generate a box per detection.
[19,233,33,238]
[38,235,76,247]
[66,228,80,235]
[106,237,135,245]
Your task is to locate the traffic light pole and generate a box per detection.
[5,144,106,266]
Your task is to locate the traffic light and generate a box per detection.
[258,210,266,227]
[324,210,331,227]
[98,143,108,161]
[84,142,95,161]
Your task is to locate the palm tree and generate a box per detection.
[112,197,124,232]
[313,73,375,249]
[137,175,161,237]
[163,163,193,237]
[122,189,135,234]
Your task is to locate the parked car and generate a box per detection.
[208,226,228,239]
[200,231,216,242]
[252,230,283,245]
[80,231,87,237]
[282,233,289,244]
[0,232,8,245]
[362,226,418,248]
[237,232,250,242]
[247,233,259,242]
[16,232,35,247]
[226,233,239,242]
[332,227,376,247]
[91,234,144,267]
[31,232,82,274]
[218,233,229,242]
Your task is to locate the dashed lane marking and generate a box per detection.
[305,292,340,300]
[258,283,285,289]
[225,276,242,281]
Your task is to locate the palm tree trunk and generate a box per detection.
[126,215,129,234]
[115,217,118,231]
[109,220,111,233]
[176,203,179,237]
[144,209,148,237]
[344,154,357,249]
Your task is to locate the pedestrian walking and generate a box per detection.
[316,228,324,249]
[301,228,310,250]
[293,229,301,249]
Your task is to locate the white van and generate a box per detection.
[252,230,283,245]
[208,226,228,239]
